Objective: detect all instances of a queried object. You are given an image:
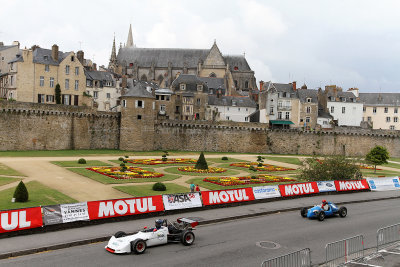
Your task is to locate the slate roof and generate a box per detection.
[225,55,251,72]
[0,45,17,52]
[122,79,155,98]
[359,93,400,106]
[85,71,113,82]
[198,77,225,90]
[155,88,173,95]
[327,91,359,103]
[318,108,333,119]
[263,82,295,93]
[32,48,69,66]
[208,95,257,108]
[9,53,24,63]
[297,89,318,103]
[171,74,208,92]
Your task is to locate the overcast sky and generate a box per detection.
[1,0,400,92]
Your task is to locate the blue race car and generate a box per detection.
[300,201,347,221]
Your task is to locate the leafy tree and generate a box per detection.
[195,152,208,170]
[256,156,265,167]
[13,181,29,202]
[299,156,360,181]
[365,146,389,173]
[55,84,61,104]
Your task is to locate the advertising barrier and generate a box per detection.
[87,195,164,220]
[252,186,281,199]
[202,188,255,206]
[367,177,400,191]
[317,181,336,192]
[334,180,369,192]
[43,202,89,225]
[279,182,319,197]
[163,193,202,210]
[0,207,43,233]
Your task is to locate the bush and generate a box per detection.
[78,158,86,164]
[251,175,257,179]
[125,155,129,158]
[118,157,124,161]
[249,165,257,172]
[120,162,126,167]
[221,156,228,161]
[13,181,29,202]
[195,152,208,170]
[120,166,127,172]
[153,182,166,191]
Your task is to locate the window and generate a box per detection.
[390,126,395,130]
[196,98,201,105]
[269,106,274,115]
[71,56,74,61]
[384,107,388,113]
[166,95,170,101]
[122,99,127,108]
[45,65,49,72]
[306,117,310,123]
[43,56,48,61]
[306,106,311,113]
[285,112,290,119]
[330,106,334,113]
[137,115,142,120]
[46,95,54,102]
[180,84,186,90]
[386,117,391,122]
[156,95,160,100]
[63,94,70,105]
[246,108,248,111]
[197,85,203,92]
[209,72,216,78]
[342,107,345,114]
[65,79,69,90]
[40,76,44,87]
[136,100,143,108]
[278,111,282,119]
[367,116,371,122]
[373,107,377,114]
[86,80,91,87]
[38,94,45,103]
[106,93,111,99]
[244,81,249,88]
[74,80,79,90]
[226,116,230,120]
[306,98,312,103]
[185,106,190,113]
[394,117,398,122]
[65,65,70,74]
[93,91,98,98]
[245,117,248,122]
[160,104,166,112]
[395,108,398,113]
[50,77,54,88]
[75,67,79,75]
[234,80,238,88]
[363,107,366,112]
[238,108,241,111]
[278,101,283,108]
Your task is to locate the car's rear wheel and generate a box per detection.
[300,207,308,218]
[181,231,195,246]
[318,211,325,221]
[131,239,147,254]
[339,207,347,217]
[114,231,126,238]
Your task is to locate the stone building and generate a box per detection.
[108,25,257,95]
[206,95,257,122]
[0,41,20,99]
[297,88,319,129]
[3,45,88,105]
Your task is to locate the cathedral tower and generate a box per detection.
[126,24,134,47]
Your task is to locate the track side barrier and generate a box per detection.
[377,223,400,251]
[325,235,364,267]
[260,248,311,267]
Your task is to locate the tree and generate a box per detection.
[299,156,360,181]
[195,152,208,170]
[55,84,61,104]
[256,156,265,167]
[162,151,169,162]
[13,181,29,202]
[365,146,389,173]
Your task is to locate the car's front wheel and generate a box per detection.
[131,239,147,254]
[300,207,308,217]
[339,207,347,217]
[181,231,195,246]
[318,211,325,221]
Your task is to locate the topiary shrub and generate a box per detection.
[125,155,129,158]
[118,157,124,161]
[195,152,208,170]
[153,182,166,191]
[120,162,126,167]
[78,158,86,164]
[13,181,29,202]
[221,156,228,161]
[120,166,127,172]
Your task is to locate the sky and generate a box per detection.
[1,0,400,93]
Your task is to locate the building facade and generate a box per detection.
[206,95,257,122]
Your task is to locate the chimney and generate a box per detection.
[12,41,20,47]
[121,76,127,88]
[93,63,97,71]
[51,44,59,61]
[0,42,3,46]
[259,80,264,91]
[292,81,297,91]
[348,87,359,97]
[77,50,84,65]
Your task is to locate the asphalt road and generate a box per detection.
[1,198,399,267]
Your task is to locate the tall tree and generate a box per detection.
[365,146,389,173]
[195,152,208,170]
[55,84,61,104]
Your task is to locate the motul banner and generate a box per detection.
[334,180,370,191]
[202,188,255,206]
[279,182,319,197]
[0,207,43,233]
[87,195,164,220]
[367,177,400,191]
[163,193,202,210]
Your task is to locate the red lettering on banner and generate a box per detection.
[279,182,319,197]
[0,207,43,233]
[87,195,164,220]
[203,188,255,206]
[335,180,369,192]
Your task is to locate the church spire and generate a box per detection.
[126,24,134,47]
[110,34,117,62]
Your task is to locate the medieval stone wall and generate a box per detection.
[0,102,120,150]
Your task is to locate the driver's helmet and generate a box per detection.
[155,219,163,229]
[322,199,327,204]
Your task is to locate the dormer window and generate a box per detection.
[197,84,203,92]
[306,98,312,103]
[180,83,186,90]
[44,55,48,60]
[330,96,335,101]
[232,100,237,106]
[234,66,239,70]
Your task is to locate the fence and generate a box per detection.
[325,235,364,267]
[377,223,400,251]
[261,248,311,267]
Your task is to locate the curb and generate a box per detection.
[0,195,398,260]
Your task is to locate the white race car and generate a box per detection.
[105,218,198,254]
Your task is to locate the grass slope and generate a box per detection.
[0,163,26,176]
[114,183,190,197]
[51,160,113,167]
[0,177,19,186]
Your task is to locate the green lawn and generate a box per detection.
[67,168,180,184]
[206,157,249,164]
[0,181,77,210]
[51,160,113,167]
[381,162,400,169]
[163,166,240,176]
[108,159,196,168]
[264,156,303,166]
[361,169,400,178]
[0,163,26,176]
[0,177,19,186]
[114,183,190,197]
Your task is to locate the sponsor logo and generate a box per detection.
[98,198,156,218]
[157,233,165,241]
[338,181,366,190]
[167,194,191,203]
[208,189,249,204]
[0,211,31,231]
[369,180,376,189]
[284,183,315,196]
[253,187,277,194]
[394,179,400,188]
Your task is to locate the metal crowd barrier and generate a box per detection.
[261,248,311,267]
[325,235,364,267]
[377,223,400,251]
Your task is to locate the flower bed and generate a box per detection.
[177,166,227,173]
[229,162,295,171]
[316,159,381,170]
[87,167,164,179]
[127,158,196,165]
[203,175,296,186]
